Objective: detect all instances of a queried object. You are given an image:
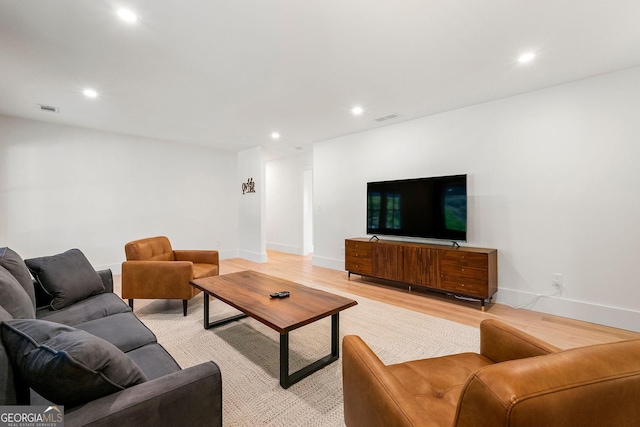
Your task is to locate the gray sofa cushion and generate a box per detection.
[0,266,35,319]
[25,249,105,310]
[0,248,36,310]
[125,343,182,380]
[36,293,131,326]
[75,312,157,353]
[1,319,147,407]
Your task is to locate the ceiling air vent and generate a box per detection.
[374,113,400,122]
[38,104,59,113]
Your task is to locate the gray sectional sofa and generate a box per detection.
[0,247,222,427]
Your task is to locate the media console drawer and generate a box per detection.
[345,240,373,275]
[440,276,488,298]
[440,262,488,279]
[345,238,497,310]
[440,251,488,269]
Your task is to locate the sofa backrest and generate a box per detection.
[0,305,17,405]
[125,236,174,261]
[455,338,640,426]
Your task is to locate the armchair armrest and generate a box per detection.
[121,261,194,299]
[342,335,435,427]
[174,250,219,265]
[479,319,560,363]
[65,362,222,427]
[457,339,640,427]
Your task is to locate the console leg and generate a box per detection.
[348,271,351,281]
[183,300,188,316]
[128,299,134,311]
[481,299,486,312]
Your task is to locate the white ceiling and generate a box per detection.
[2,0,640,159]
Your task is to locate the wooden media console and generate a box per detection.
[345,238,497,310]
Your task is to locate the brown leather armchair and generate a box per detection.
[343,319,640,427]
[122,236,219,316]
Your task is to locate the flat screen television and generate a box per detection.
[367,174,467,241]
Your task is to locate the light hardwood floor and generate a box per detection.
[116,250,640,350]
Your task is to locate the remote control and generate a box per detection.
[269,291,290,298]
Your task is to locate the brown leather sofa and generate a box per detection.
[122,236,219,316]
[343,319,640,427]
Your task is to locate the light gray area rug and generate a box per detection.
[137,285,480,426]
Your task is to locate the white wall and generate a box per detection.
[0,115,239,272]
[313,66,640,332]
[238,146,267,262]
[266,152,313,255]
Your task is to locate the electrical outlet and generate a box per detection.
[552,273,563,289]
[339,247,345,256]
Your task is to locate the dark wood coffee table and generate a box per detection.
[190,270,357,388]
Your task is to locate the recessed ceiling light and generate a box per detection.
[271,132,280,140]
[352,106,364,115]
[117,8,138,23]
[83,88,98,98]
[518,52,536,64]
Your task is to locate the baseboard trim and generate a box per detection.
[218,249,239,260]
[239,250,268,263]
[496,288,640,333]
[266,242,303,255]
[312,255,344,271]
[311,257,640,333]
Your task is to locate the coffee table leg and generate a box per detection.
[203,293,248,329]
[204,293,210,329]
[280,333,290,387]
[331,312,339,357]
[279,313,340,389]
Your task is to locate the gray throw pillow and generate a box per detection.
[0,266,35,319]
[0,247,36,310]
[1,319,147,407]
[25,249,104,310]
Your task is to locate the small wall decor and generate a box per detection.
[242,178,256,194]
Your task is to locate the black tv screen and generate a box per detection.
[367,174,467,241]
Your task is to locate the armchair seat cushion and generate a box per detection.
[193,263,219,279]
[388,352,493,420]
